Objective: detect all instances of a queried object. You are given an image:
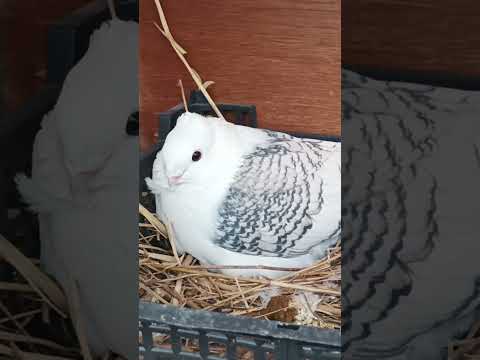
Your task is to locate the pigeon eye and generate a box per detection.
[192,151,202,162]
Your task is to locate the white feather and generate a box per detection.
[147,112,341,278]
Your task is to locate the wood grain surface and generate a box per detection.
[1,0,91,112]
[343,0,480,80]
[140,0,340,151]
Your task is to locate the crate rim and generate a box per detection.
[139,301,341,349]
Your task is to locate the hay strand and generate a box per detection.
[139,204,167,238]
[0,234,67,317]
[449,319,480,360]
[178,79,189,112]
[152,0,225,120]
[65,276,93,360]
[165,220,181,265]
[107,0,117,19]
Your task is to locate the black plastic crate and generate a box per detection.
[139,93,341,359]
[139,302,340,360]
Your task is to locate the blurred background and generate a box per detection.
[0,0,92,278]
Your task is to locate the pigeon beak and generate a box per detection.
[168,175,182,187]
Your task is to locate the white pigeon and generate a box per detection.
[146,112,341,278]
[16,19,138,359]
[342,69,480,359]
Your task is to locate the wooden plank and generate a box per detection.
[140,0,341,150]
[343,0,480,79]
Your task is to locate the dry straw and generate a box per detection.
[448,320,480,360]
[178,79,189,112]
[0,239,128,359]
[139,204,341,329]
[152,0,224,120]
[139,205,480,358]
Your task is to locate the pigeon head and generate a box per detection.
[160,112,218,187]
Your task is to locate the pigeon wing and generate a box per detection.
[215,130,340,258]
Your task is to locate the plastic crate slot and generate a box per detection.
[277,323,300,330]
[179,330,237,358]
[226,335,236,359]
[253,339,268,360]
[300,345,341,360]
[139,321,153,349]
[205,341,228,358]
[180,336,200,356]
[169,327,182,354]
[237,347,255,360]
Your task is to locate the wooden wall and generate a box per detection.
[342,0,480,80]
[140,0,340,151]
[1,1,92,112]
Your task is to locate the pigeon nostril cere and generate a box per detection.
[168,176,182,186]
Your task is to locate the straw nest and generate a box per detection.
[139,199,480,360]
[139,194,480,360]
[139,195,341,329]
